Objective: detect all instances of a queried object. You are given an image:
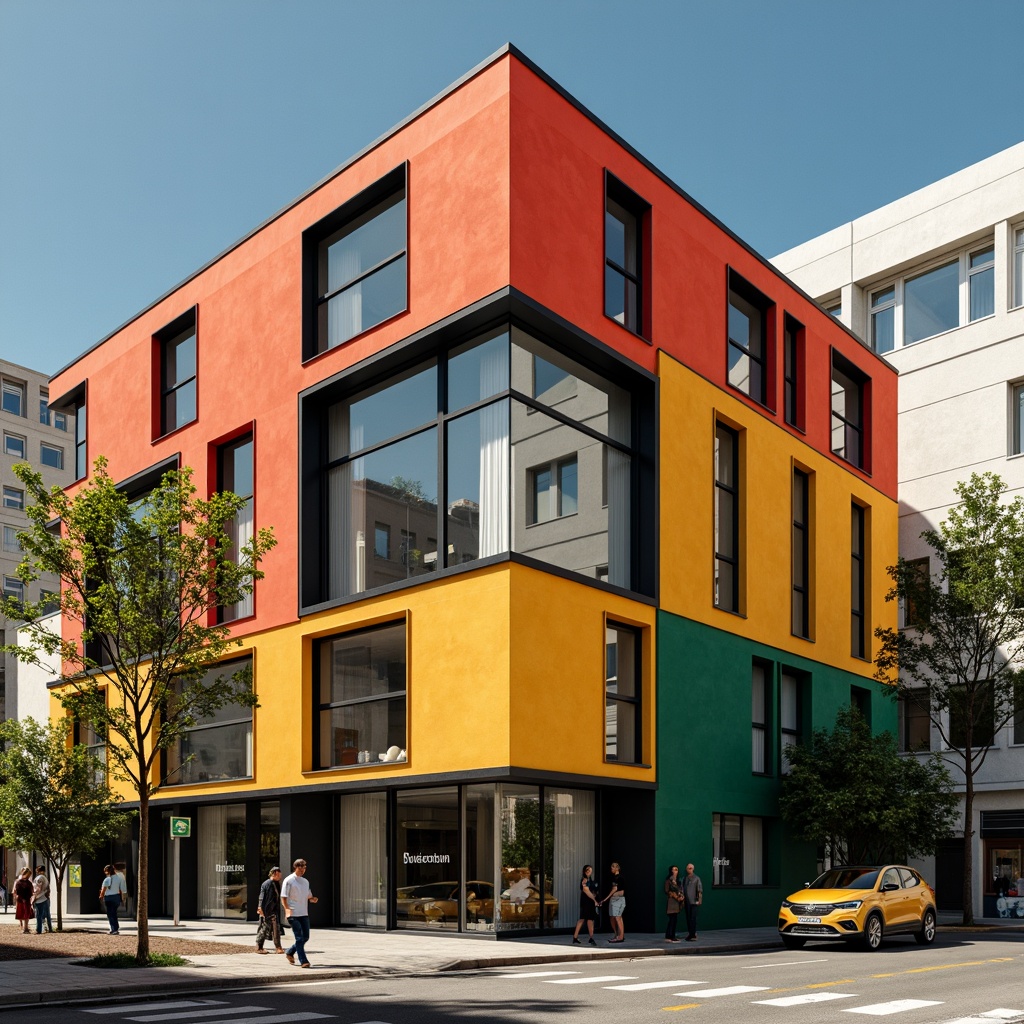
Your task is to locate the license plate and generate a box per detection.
[797,916,822,924]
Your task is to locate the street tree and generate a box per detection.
[779,704,957,866]
[0,716,134,930]
[0,458,276,961]
[874,471,1024,924]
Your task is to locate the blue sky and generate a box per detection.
[2,0,1021,376]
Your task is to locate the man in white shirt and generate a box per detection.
[280,858,318,967]
[32,866,52,934]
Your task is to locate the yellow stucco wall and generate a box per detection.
[658,350,898,677]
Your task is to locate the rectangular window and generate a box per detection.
[899,688,931,752]
[605,622,641,764]
[968,245,995,321]
[825,299,842,319]
[851,502,866,658]
[39,392,49,425]
[74,714,107,786]
[903,556,930,628]
[3,486,24,509]
[950,682,995,749]
[529,455,578,524]
[783,315,803,428]
[75,396,87,478]
[712,813,764,886]
[164,657,253,785]
[2,380,25,417]
[217,433,254,623]
[158,312,197,435]
[40,442,64,470]
[780,671,802,773]
[374,522,391,559]
[714,422,740,612]
[3,575,24,602]
[308,167,407,357]
[1014,227,1024,309]
[792,468,810,639]
[831,352,866,469]
[315,621,406,769]
[751,662,769,775]
[727,272,771,405]
[4,433,25,459]
[1015,687,1024,745]
[870,286,896,355]
[604,174,649,337]
[905,258,959,344]
[3,526,21,552]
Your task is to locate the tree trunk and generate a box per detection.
[54,861,64,931]
[962,758,975,926]
[136,790,149,962]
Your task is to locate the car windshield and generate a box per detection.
[810,867,880,890]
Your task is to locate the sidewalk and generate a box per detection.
[2,913,1022,1010]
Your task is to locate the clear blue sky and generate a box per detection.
[2,0,1021,376]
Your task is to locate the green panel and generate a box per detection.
[654,612,896,931]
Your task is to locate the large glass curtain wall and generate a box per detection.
[323,325,634,601]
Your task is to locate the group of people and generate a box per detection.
[12,865,52,934]
[253,858,319,967]
[571,860,703,945]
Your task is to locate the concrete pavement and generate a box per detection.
[1,912,1021,1010]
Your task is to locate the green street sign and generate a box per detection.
[170,816,192,838]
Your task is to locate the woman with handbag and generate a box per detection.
[14,867,33,934]
[99,864,126,935]
[664,865,683,942]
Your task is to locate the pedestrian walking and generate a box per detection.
[571,864,599,945]
[32,865,52,934]
[14,868,33,933]
[99,863,127,934]
[664,865,683,942]
[255,866,285,954]
[603,861,626,943]
[280,858,318,967]
[682,862,703,941]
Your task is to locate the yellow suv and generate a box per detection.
[778,865,937,951]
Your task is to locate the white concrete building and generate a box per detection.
[773,141,1024,920]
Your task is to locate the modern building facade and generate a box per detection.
[48,46,897,935]
[773,141,1024,921]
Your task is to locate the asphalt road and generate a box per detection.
[14,933,1024,1024]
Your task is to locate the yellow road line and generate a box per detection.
[807,979,855,988]
[662,1004,700,1012]
[872,956,1016,979]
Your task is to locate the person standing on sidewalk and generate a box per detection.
[603,861,626,943]
[571,864,599,945]
[664,865,683,942]
[255,866,285,954]
[32,865,52,934]
[14,867,33,933]
[99,864,126,934]
[280,858,318,968]
[682,862,703,941]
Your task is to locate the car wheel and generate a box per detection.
[862,912,884,951]
[781,935,806,950]
[914,908,936,945]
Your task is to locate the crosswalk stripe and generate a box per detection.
[980,1013,1024,1020]
[843,1000,944,1016]
[678,986,770,998]
[545,975,637,985]
[755,993,858,1007]
[605,981,705,991]
[126,1008,272,1022]
[83,1002,230,1015]
[494,970,579,978]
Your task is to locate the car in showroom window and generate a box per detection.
[778,864,936,951]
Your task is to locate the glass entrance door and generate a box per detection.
[395,787,459,930]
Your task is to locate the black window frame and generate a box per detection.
[216,430,255,625]
[714,422,740,613]
[851,501,866,659]
[831,350,868,470]
[783,313,803,428]
[604,620,643,765]
[792,467,810,638]
[779,669,804,774]
[604,172,650,340]
[313,619,407,771]
[751,660,770,776]
[303,164,408,361]
[155,307,198,438]
[727,270,773,408]
[899,687,931,752]
[74,394,87,480]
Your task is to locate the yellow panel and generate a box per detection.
[658,350,897,677]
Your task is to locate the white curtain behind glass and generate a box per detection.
[198,804,228,917]
[607,390,631,588]
[231,498,254,618]
[550,789,594,928]
[743,816,763,885]
[339,793,386,926]
[328,246,363,349]
[478,341,509,556]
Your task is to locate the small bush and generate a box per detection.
[83,952,191,969]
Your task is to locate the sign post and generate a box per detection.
[169,817,191,927]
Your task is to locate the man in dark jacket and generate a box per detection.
[255,866,284,953]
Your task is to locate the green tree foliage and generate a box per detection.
[0,717,134,930]
[874,472,1024,924]
[779,705,957,866]
[0,458,276,960]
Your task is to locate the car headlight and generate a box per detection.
[832,900,862,911]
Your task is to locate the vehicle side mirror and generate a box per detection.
[881,882,900,892]
[803,882,810,888]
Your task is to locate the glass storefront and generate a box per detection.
[198,804,247,918]
[395,787,459,931]
[340,792,388,927]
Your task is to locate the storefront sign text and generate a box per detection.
[403,853,451,865]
